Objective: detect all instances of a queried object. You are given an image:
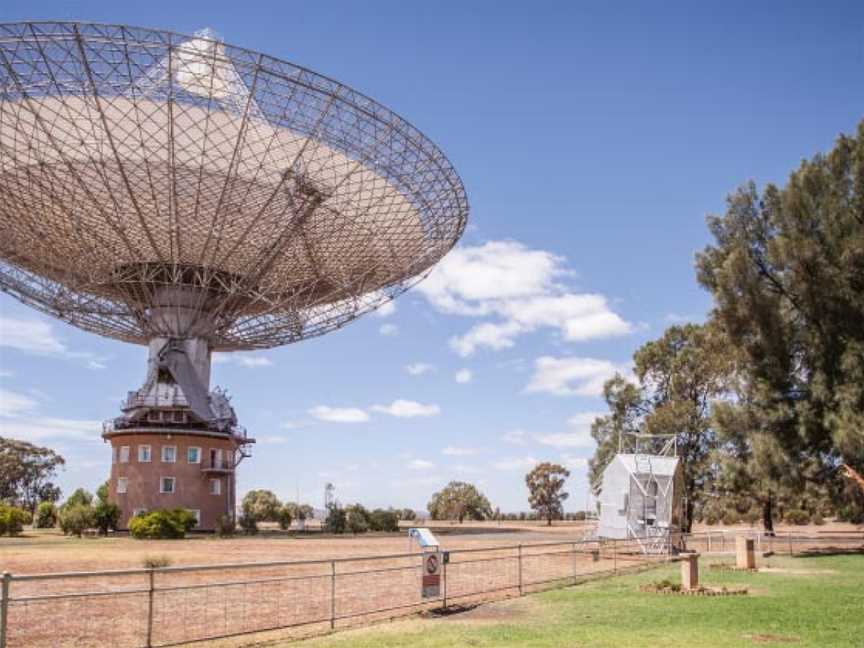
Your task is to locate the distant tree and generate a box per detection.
[525,463,570,526]
[276,505,293,530]
[64,488,94,509]
[368,508,399,532]
[35,501,58,528]
[345,504,370,534]
[427,481,492,523]
[241,489,282,523]
[324,502,347,534]
[93,481,121,535]
[59,503,95,537]
[396,508,416,522]
[0,437,65,512]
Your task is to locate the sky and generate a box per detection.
[1,1,862,513]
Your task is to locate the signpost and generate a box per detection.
[422,552,443,599]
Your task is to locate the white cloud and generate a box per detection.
[442,445,479,456]
[0,389,102,441]
[534,411,603,448]
[0,370,14,378]
[260,435,290,444]
[454,368,473,384]
[0,388,38,417]
[371,400,440,418]
[416,241,632,355]
[492,456,538,471]
[308,406,370,423]
[502,429,528,445]
[0,317,107,369]
[405,363,434,376]
[212,352,273,368]
[525,356,626,397]
[375,301,397,317]
[379,323,399,336]
[408,459,435,470]
[281,420,311,430]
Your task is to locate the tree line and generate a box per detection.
[588,121,864,532]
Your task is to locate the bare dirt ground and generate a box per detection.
[1,521,860,648]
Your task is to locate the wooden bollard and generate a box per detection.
[681,553,699,591]
[736,536,756,570]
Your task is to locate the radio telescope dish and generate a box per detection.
[0,21,468,530]
[0,22,468,350]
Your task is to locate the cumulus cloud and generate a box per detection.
[213,352,274,368]
[379,323,399,336]
[525,356,627,397]
[371,400,440,418]
[454,368,473,384]
[405,363,434,376]
[0,317,107,369]
[0,387,102,441]
[415,241,632,356]
[533,411,604,448]
[308,406,370,423]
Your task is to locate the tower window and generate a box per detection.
[161,446,177,463]
[160,477,176,494]
[119,446,130,463]
[188,509,201,527]
[187,446,201,464]
[138,445,151,462]
[117,477,128,494]
[209,478,221,495]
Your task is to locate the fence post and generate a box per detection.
[329,561,336,630]
[442,558,447,609]
[1,572,10,648]
[145,569,154,648]
[517,544,523,595]
[572,543,578,584]
[788,533,794,557]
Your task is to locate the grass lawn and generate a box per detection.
[292,554,864,648]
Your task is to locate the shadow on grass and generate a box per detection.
[795,546,864,557]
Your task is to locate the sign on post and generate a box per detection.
[422,551,443,599]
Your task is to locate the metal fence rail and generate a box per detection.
[1,531,861,648]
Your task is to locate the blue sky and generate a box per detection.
[1,1,862,512]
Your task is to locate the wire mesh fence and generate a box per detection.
[2,531,861,648]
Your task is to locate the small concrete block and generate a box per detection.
[681,552,699,591]
[736,536,756,570]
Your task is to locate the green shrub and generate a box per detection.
[142,555,172,569]
[238,514,258,535]
[94,500,121,535]
[721,510,740,525]
[129,509,196,539]
[812,513,825,526]
[0,504,30,536]
[784,509,810,525]
[59,503,95,537]
[277,506,292,530]
[742,509,761,525]
[345,504,370,534]
[703,512,719,526]
[216,514,235,537]
[35,501,58,528]
[64,488,93,508]
[324,504,347,534]
[368,508,399,532]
